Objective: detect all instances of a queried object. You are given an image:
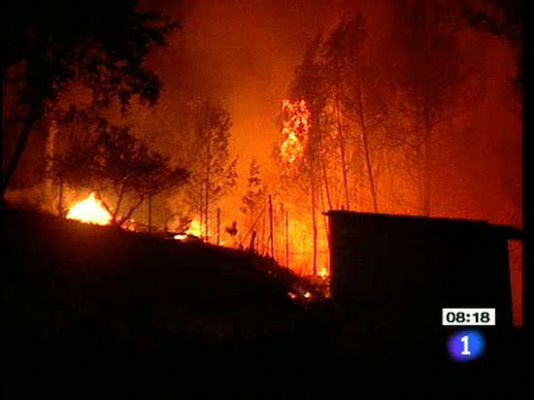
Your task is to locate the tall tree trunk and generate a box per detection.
[320,154,333,210]
[199,184,204,237]
[204,131,212,241]
[147,194,152,233]
[249,230,257,253]
[422,101,433,217]
[268,195,274,258]
[1,71,5,202]
[1,101,43,198]
[45,120,57,204]
[356,79,378,212]
[285,209,289,267]
[317,117,333,210]
[58,176,64,217]
[216,207,221,246]
[310,171,318,276]
[261,213,266,255]
[113,184,126,224]
[334,85,350,210]
[422,127,432,216]
[120,196,145,227]
[95,193,113,217]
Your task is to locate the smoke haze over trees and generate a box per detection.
[3,0,522,281]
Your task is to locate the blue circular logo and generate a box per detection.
[447,330,485,362]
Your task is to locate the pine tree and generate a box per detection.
[184,101,238,240]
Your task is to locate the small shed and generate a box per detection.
[325,211,521,327]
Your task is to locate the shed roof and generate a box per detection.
[324,211,522,240]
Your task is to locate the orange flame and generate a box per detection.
[186,219,202,237]
[66,193,112,226]
[280,99,310,173]
[172,220,202,241]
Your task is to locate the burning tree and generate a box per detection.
[289,36,335,212]
[99,127,189,225]
[279,100,310,176]
[323,15,392,213]
[277,98,327,274]
[276,6,478,274]
[284,5,477,218]
[50,122,188,227]
[47,110,110,215]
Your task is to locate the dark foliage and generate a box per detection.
[1,0,178,195]
[464,0,522,92]
[51,124,189,224]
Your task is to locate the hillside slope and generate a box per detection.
[3,209,528,398]
[3,209,331,398]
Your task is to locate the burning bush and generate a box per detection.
[49,122,189,228]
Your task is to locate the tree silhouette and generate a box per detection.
[50,124,188,226]
[324,15,387,212]
[389,0,469,216]
[241,158,266,227]
[464,0,522,93]
[183,101,237,241]
[2,0,178,197]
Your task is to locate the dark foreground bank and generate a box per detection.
[3,209,529,398]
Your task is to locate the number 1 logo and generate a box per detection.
[448,330,485,362]
[460,335,471,356]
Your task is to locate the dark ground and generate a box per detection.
[2,209,530,398]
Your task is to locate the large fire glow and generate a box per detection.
[174,219,203,241]
[186,219,202,237]
[280,99,310,172]
[275,99,329,277]
[66,193,112,226]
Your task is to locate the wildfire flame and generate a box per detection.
[281,131,303,164]
[280,99,310,173]
[66,193,112,226]
[173,219,203,241]
[186,219,202,237]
